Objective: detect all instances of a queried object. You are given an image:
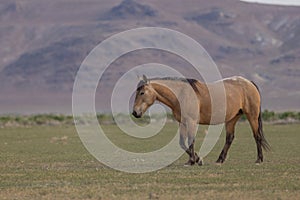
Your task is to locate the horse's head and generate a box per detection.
[132,75,156,118]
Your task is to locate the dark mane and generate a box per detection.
[152,77,198,92]
[149,77,195,83]
[136,77,199,93]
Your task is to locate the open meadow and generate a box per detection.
[0,122,299,199]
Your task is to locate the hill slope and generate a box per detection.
[0,0,299,113]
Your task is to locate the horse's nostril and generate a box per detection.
[132,111,137,117]
[132,110,142,118]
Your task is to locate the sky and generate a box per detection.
[240,0,300,6]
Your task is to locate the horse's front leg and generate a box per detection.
[187,137,197,165]
[187,119,202,166]
[180,121,201,166]
[179,123,193,166]
[187,137,202,166]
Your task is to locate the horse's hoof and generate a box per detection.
[215,159,223,166]
[183,162,194,167]
[255,159,262,165]
[184,160,195,167]
[198,159,204,166]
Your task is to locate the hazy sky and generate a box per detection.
[241,0,300,6]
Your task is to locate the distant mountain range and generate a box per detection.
[0,0,299,113]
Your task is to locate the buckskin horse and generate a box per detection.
[132,75,270,166]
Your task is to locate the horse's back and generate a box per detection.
[186,76,260,124]
[222,76,259,96]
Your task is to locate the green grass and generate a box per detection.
[0,123,299,199]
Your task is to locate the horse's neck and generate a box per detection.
[150,82,179,111]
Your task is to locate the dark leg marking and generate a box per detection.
[185,139,196,166]
[216,134,235,163]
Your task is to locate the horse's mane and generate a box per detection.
[150,77,190,82]
[137,77,199,94]
[150,77,199,84]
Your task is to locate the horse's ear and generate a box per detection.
[142,75,148,83]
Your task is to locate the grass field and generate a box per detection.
[0,123,299,199]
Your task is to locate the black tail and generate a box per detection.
[258,108,271,151]
[251,81,271,151]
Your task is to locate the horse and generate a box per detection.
[132,75,270,166]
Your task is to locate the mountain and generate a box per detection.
[0,0,299,113]
[103,0,157,20]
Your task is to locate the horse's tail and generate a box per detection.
[258,107,271,151]
[251,81,271,151]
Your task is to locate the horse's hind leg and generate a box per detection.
[245,113,264,163]
[216,114,241,163]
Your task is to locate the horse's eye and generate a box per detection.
[140,92,145,95]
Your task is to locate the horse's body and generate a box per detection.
[132,75,270,165]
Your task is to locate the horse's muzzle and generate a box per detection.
[132,111,141,118]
